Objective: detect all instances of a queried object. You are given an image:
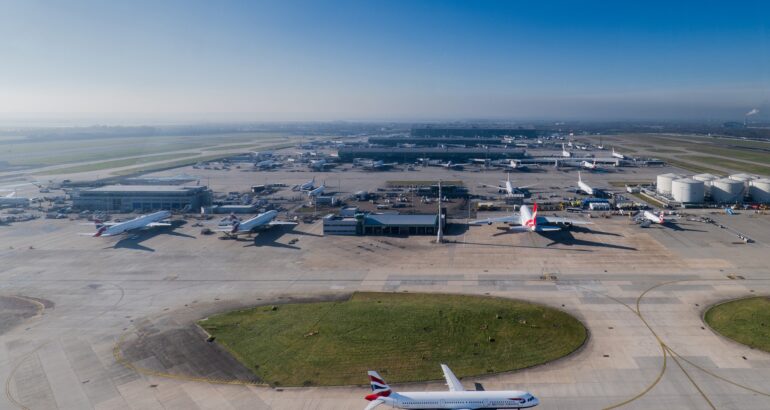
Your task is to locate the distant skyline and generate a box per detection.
[1,0,768,123]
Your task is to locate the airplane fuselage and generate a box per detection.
[97,211,172,237]
[228,210,279,234]
[378,391,538,409]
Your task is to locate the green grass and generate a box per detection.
[198,292,586,386]
[39,153,199,175]
[705,297,770,353]
[108,142,297,176]
[678,155,770,176]
[656,157,728,176]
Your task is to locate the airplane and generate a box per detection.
[309,159,335,170]
[299,177,316,191]
[635,210,679,228]
[481,173,534,198]
[364,364,539,410]
[470,203,592,232]
[611,148,625,160]
[254,159,278,170]
[561,144,572,158]
[439,161,471,170]
[361,160,398,171]
[217,210,297,237]
[581,159,599,170]
[83,211,173,237]
[307,184,326,197]
[577,171,595,195]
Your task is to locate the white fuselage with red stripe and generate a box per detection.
[642,210,665,224]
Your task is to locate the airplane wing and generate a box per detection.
[364,399,384,410]
[146,222,172,227]
[534,225,562,232]
[480,183,503,189]
[4,192,15,198]
[268,220,298,226]
[469,214,519,225]
[541,216,593,225]
[441,364,465,392]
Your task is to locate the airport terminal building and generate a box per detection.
[73,185,212,212]
[323,213,442,236]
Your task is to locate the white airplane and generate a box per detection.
[636,210,679,228]
[217,210,297,237]
[482,173,535,198]
[299,177,316,191]
[310,159,335,170]
[365,364,538,410]
[84,211,173,237]
[611,148,625,160]
[581,160,598,170]
[470,203,591,232]
[439,161,471,169]
[561,144,572,158]
[307,184,326,197]
[254,159,277,170]
[362,160,397,170]
[577,171,595,195]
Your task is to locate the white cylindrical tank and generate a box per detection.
[693,173,719,195]
[656,173,681,195]
[749,178,770,203]
[711,178,744,203]
[671,178,705,203]
[729,173,755,196]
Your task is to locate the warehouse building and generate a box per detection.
[74,185,212,212]
[323,212,442,236]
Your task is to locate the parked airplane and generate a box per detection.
[83,211,173,237]
[635,210,679,228]
[309,159,335,170]
[577,171,595,195]
[364,364,539,410]
[482,173,534,198]
[581,160,599,170]
[299,177,316,191]
[561,144,572,158]
[307,184,326,197]
[611,148,625,160]
[254,159,277,170]
[470,203,591,232]
[362,160,397,171]
[217,210,297,237]
[438,161,471,170]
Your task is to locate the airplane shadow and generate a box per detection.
[241,226,301,250]
[661,222,707,232]
[569,225,622,237]
[539,230,637,251]
[106,220,193,252]
[450,239,592,252]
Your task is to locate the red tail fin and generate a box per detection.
[93,226,108,237]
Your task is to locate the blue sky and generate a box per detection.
[0,0,768,122]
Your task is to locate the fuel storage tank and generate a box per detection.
[749,178,770,203]
[671,178,704,203]
[693,173,719,195]
[711,178,744,203]
[656,173,681,195]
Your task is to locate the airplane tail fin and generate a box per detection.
[230,221,240,234]
[365,371,392,401]
[578,171,582,182]
[532,203,538,228]
[93,226,108,237]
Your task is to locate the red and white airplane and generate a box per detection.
[580,160,598,170]
[84,211,173,237]
[217,210,297,237]
[470,203,591,232]
[364,364,539,409]
[636,210,679,228]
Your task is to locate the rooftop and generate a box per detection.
[85,185,206,193]
[364,214,438,226]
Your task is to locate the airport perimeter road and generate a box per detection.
[1,215,770,409]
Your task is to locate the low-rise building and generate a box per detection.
[73,185,211,212]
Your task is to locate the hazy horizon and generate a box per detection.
[1,0,768,123]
